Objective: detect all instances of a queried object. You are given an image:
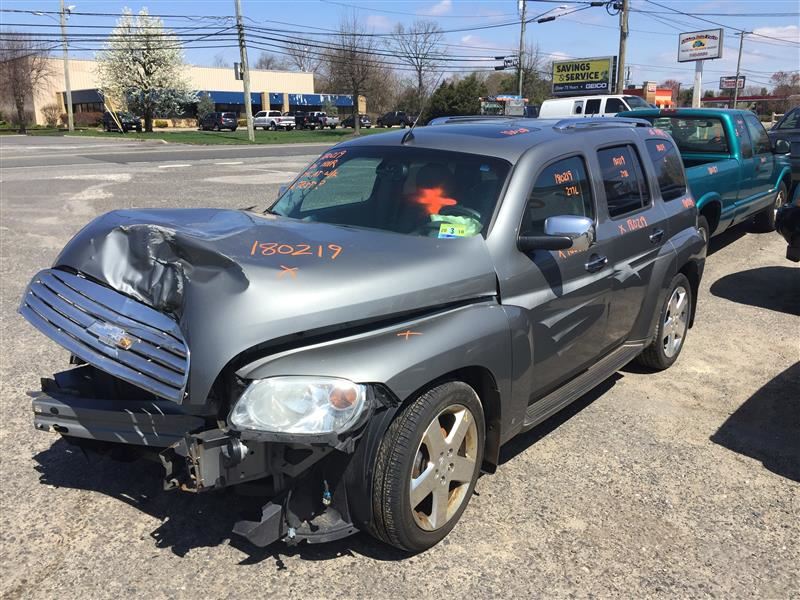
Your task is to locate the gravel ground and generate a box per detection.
[0,138,798,598]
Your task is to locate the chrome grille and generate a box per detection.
[19,269,189,402]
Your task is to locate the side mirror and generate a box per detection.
[773,138,791,154]
[516,215,595,253]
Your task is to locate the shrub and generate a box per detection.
[154,119,170,128]
[74,111,103,127]
[41,104,63,127]
[238,118,247,127]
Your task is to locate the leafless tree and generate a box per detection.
[330,15,378,135]
[0,32,53,133]
[254,52,285,70]
[283,41,321,73]
[388,20,444,114]
[211,53,229,68]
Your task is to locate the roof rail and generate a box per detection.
[427,115,520,126]
[553,117,652,131]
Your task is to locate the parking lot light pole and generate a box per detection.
[60,0,75,132]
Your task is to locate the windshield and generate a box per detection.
[270,146,511,238]
[623,95,651,109]
[643,116,730,154]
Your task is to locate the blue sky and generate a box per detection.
[2,0,798,91]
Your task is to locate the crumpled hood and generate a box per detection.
[53,208,498,408]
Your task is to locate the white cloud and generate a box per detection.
[419,0,452,17]
[752,25,799,42]
[365,14,392,32]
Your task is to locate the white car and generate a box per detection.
[538,95,652,119]
[253,110,294,131]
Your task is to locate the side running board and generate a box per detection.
[523,342,644,429]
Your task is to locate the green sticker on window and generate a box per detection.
[438,223,467,239]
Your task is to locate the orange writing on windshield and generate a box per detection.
[416,187,457,215]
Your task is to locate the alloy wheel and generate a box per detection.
[662,286,689,358]
[409,403,478,531]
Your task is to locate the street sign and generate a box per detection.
[678,29,723,62]
[719,76,745,90]
[504,57,519,69]
[551,56,616,96]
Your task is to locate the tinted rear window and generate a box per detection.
[645,139,687,201]
[222,112,237,118]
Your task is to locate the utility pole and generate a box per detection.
[517,0,527,97]
[733,32,749,108]
[234,0,255,142]
[60,0,74,132]
[616,0,628,94]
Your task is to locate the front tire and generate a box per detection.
[753,181,787,232]
[636,273,692,371]
[370,381,485,552]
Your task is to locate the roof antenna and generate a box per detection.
[402,70,446,145]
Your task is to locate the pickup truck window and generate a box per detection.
[645,139,687,201]
[776,108,799,130]
[734,116,753,158]
[272,147,511,238]
[586,99,601,114]
[649,117,729,154]
[522,156,593,235]
[743,113,771,154]
[597,145,650,218]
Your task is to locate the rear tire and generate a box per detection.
[370,381,484,552]
[636,273,692,371]
[753,181,787,232]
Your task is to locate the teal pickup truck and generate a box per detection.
[618,108,792,244]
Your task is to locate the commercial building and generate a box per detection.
[624,81,675,108]
[25,58,366,125]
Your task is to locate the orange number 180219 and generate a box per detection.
[250,241,342,260]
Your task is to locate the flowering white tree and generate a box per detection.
[96,8,196,132]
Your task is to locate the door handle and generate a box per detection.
[649,228,665,243]
[585,254,607,273]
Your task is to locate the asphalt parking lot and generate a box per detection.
[0,135,798,598]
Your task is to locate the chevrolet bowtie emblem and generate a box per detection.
[87,322,134,350]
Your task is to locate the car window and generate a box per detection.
[623,95,651,109]
[272,147,512,238]
[604,98,627,114]
[732,116,753,159]
[597,145,650,218]
[645,139,687,201]
[222,112,237,119]
[255,112,265,118]
[776,108,799,130]
[585,99,601,115]
[743,113,771,154]
[521,156,594,236]
[648,116,729,154]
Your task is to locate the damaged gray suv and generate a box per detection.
[20,117,705,552]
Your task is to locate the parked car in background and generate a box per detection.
[102,111,142,133]
[776,143,800,262]
[618,108,792,245]
[377,111,415,128]
[19,116,704,553]
[341,114,371,128]
[254,110,294,131]
[294,111,325,130]
[312,112,339,129]
[767,106,799,193]
[540,95,652,119]
[200,112,238,132]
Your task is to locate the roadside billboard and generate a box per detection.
[678,29,723,62]
[719,76,746,90]
[552,56,616,96]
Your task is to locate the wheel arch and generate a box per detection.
[696,194,722,235]
[678,259,701,327]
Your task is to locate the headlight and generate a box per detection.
[229,376,368,435]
